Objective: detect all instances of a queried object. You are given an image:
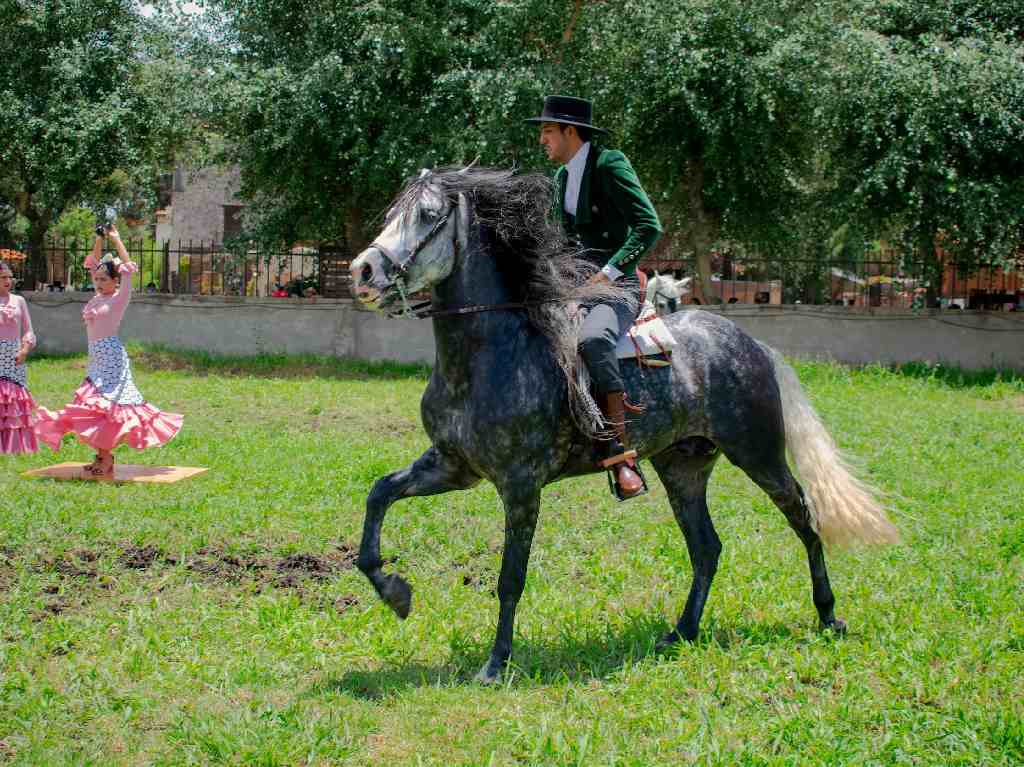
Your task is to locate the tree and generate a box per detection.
[205,0,594,248]
[818,1,1024,302]
[198,0,1023,295]
[560,0,839,300]
[0,0,186,278]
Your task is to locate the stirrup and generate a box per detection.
[606,460,649,502]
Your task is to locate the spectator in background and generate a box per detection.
[145,281,157,294]
[0,259,39,454]
[271,284,289,298]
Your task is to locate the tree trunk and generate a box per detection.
[683,158,719,304]
[345,203,368,256]
[19,200,51,291]
[921,231,942,308]
[562,0,584,45]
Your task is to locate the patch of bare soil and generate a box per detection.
[39,553,99,579]
[119,544,163,570]
[19,542,360,622]
[185,543,357,589]
[333,594,360,613]
[0,738,16,762]
[0,547,15,592]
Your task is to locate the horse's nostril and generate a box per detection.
[361,264,373,284]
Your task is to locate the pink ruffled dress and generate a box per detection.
[0,294,38,454]
[35,262,183,452]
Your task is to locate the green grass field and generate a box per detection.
[1,348,1022,766]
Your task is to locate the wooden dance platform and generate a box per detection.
[23,463,208,484]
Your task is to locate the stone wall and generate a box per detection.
[23,294,1024,371]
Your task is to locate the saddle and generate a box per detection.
[614,301,677,367]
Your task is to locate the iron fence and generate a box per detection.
[2,239,1022,310]
[1,239,353,299]
[641,249,1024,310]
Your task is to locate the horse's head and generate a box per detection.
[351,169,470,313]
[643,272,684,316]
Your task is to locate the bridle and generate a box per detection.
[367,193,547,320]
[365,189,578,321]
[368,205,455,316]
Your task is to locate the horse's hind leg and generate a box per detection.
[357,446,479,618]
[739,457,844,633]
[651,439,722,647]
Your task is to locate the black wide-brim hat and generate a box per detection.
[524,95,609,134]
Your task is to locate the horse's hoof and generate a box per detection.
[821,617,847,636]
[473,660,504,686]
[655,631,681,653]
[656,627,696,653]
[380,574,412,619]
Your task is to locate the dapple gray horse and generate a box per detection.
[349,167,897,684]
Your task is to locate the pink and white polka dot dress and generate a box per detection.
[0,294,38,454]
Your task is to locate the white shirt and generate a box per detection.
[563,141,622,281]
[563,141,590,217]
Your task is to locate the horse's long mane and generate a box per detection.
[390,166,637,436]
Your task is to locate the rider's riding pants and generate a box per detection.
[579,286,640,395]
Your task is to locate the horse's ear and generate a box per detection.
[457,192,470,253]
[653,269,660,278]
[419,168,430,179]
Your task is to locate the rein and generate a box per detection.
[400,298,544,320]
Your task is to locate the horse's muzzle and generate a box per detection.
[350,247,389,307]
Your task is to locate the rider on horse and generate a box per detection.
[526,95,663,500]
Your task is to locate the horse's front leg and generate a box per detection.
[475,481,542,685]
[358,446,478,618]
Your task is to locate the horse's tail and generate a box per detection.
[764,345,899,547]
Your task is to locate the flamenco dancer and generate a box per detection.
[35,225,183,478]
[0,258,38,454]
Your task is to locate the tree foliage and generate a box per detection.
[820,0,1024,278]
[0,0,198,274]
[210,0,1024,276]
[208,0,568,247]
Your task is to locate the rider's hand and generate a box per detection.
[108,224,121,240]
[15,347,27,365]
[587,272,611,286]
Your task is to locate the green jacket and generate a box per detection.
[555,146,662,277]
